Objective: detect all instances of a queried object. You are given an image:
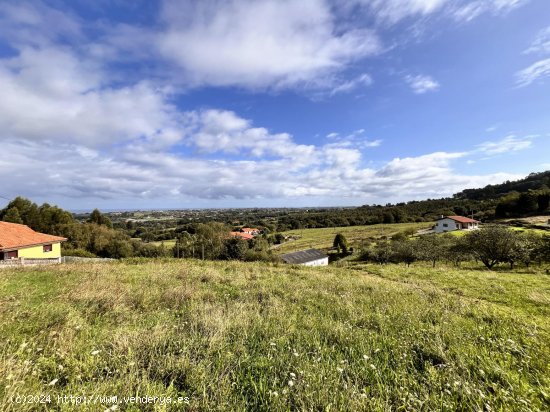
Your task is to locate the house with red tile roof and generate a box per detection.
[230,231,254,240]
[434,215,479,233]
[0,221,66,260]
[241,227,260,235]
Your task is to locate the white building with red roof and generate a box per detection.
[434,215,479,233]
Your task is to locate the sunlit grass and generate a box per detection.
[0,260,549,411]
[277,222,431,253]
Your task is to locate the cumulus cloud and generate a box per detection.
[405,74,440,94]
[0,0,531,207]
[157,0,381,90]
[0,45,184,148]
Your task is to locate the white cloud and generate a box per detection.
[405,74,440,94]
[0,46,183,148]
[330,73,373,95]
[515,58,550,87]
[0,0,532,207]
[347,0,448,24]
[525,26,550,55]
[476,134,535,155]
[451,0,529,22]
[157,0,381,90]
[185,109,317,161]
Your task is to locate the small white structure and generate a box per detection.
[434,215,479,233]
[281,249,329,266]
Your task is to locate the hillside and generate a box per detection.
[1,260,549,411]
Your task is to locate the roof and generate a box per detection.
[281,248,328,264]
[0,221,67,251]
[230,231,254,240]
[241,227,259,232]
[439,215,479,224]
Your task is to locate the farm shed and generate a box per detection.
[281,248,329,266]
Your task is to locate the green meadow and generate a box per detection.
[1,260,549,411]
[276,222,431,254]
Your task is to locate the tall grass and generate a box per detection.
[0,260,548,411]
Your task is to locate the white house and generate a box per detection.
[434,215,479,233]
[281,249,329,266]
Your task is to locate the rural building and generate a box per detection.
[230,231,254,240]
[0,221,66,261]
[434,215,479,233]
[241,227,260,235]
[281,249,329,266]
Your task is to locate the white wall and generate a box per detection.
[434,218,460,233]
[302,257,329,266]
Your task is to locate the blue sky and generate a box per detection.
[0,0,549,210]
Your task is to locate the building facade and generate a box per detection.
[434,216,479,233]
[0,221,66,260]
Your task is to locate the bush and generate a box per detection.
[62,248,96,258]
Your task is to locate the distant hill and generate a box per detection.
[454,171,550,201]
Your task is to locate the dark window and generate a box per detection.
[443,223,448,227]
[43,244,53,253]
[6,250,18,259]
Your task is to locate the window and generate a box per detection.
[443,223,448,227]
[43,244,53,253]
[6,251,18,259]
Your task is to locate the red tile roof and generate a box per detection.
[0,221,66,251]
[230,231,254,240]
[445,216,479,224]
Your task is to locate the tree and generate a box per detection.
[195,222,230,260]
[465,225,518,269]
[416,234,448,267]
[391,239,418,266]
[88,208,113,228]
[370,240,393,265]
[2,207,23,224]
[222,237,249,260]
[333,233,349,254]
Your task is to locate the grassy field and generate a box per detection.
[1,260,549,411]
[151,239,177,249]
[276,222,432,253]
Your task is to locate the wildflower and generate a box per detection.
[293,351,299,357]
[91,350,101,356]
[48,378,58,386]
[270,342,276,346]
[363,355,369,360]
[337,367,344,373]
[288,380,294,387]
[369,364,376,370]
[271,391,279,397]
[289,372,296,378]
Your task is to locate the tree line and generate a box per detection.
[360,225,550,270]
[0,197,277,261]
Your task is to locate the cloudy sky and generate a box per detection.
[0,0,549,210]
